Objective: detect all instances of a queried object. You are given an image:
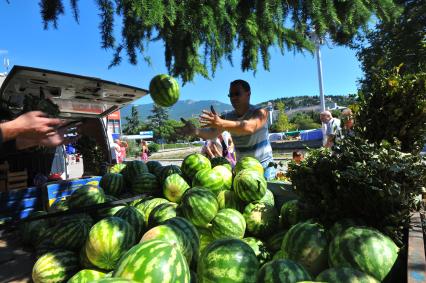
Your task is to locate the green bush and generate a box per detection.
[126,140,141,157]
[148,143,160,153]
[288,135,426,246]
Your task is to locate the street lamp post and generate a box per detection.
[308,32,326,112]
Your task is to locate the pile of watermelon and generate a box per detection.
[23,154,400,283]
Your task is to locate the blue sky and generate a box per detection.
[0,1,364,105]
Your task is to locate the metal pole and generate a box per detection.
[315,41,326,112]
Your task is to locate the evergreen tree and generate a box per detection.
[147,104,169,142]
[271,101,294,132]
[32,0,401,83]
[122,105,141,135]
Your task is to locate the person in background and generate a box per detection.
[119,139,128,162]
[292,151,304,164]
[141,140,149,162]
[112,139,122,163]
[320,111,341,148]
[201,131,237,167]
[340,108,355,138]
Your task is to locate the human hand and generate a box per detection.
[202,140,223,158]
[16,125,78,150]
[13,111,62,139]
[177,118,198,136]
[199,108,223,130]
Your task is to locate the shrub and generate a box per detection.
[148,143,160,153]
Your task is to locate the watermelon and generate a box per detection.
[210,156,231,168]
[273,249,285,260]
[210,208,246,240]
[160,165,183,183]
[20,211,49,246]
[149,74,180,107]
[140,224,193,263]
[114,206,146,239]
[265,230,287,252]
[68,269,107,283]
[259,189,275,206]
[212,165,233,190]
[48,198,69,212]
[80,246,97,269]
[280,199,302,229]
[35,236,56,258]
[181,153,211,181]
[131,172,160,194]
[96,195,126,220]
[148,202,177,228]
[328,218,365,239]
[67,185,106,208]
[164,217,200,266]
[135,197,170,226]
[235,156,264,176]
[197,239,259,283]
[100,173,124,196]
[153,165,165,179]
[179,187,219,228]
[192,168,224,195]
[257,259,312,283]
[198,227,215,256]
[51,217,93,251]
[243,237,271,265]
[146,160,162,174]
[32,250,79,283]
[316,267,379,283]
[114,240,190,282]
[163,173,190,203]
[329,227,399,281]
[281,221,328,276]
[122,160,148,185]
[85,217,136,270]
[109,163,126,174]
[217,190,243,211]
[243,202,279,238]
[91,279,134,283]
[234,169,267,202]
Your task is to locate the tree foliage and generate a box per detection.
[289,112,321,130]
[147,104,169,142]
[270,101,294,132]
[122,105,142,135]
[35,0,400,83]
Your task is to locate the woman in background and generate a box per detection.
[141,140,149,162]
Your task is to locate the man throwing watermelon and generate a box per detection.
[178,79,275,180]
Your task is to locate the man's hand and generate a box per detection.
[177,118,198,136]
[202,140,223,158]
[199,110,224,130]
[12,111,62,139]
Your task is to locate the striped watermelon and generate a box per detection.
[235,156,264,176]
[51,217,93,251]
[85,217,136,270]
[148,202,177,228]
[259,189,275,206]
[96,195,126,220]
[114,206,146,239]
[79,246,98,269]
[91,279,134,283]
[212,165,233,190]
[257,259,312,283]
[135,197,170,226]
[146,160,162,174]
[20,211,49,246]
[131,172,160,194]
[280,199,302,229]
[113,240,190,282]
[192,168,224,195]
[48,198,69,212]
[163,173,190,203]
[329,227,398,281]
[181,153,211,181]
[316,267,379,283]
[234,169,267,202]
[153,165,165,179]
[243,237,271,265]
[67,185,106,208]
[273,249,285,260]
[179,187,219,228]
[281,221,328,276]
[149,74,180,107]
[122,160,149,185]
[109,163,126,174]
[198,227,214,256]
[100,173,124,196]
[160,165,183,183]
[217,190,243,211]
[35,236,56,258]
[68,269,107,283]
[265,230,287,252]
[164,217,200,266]
[210,208,246,240]
[141,224,193,263]
[243,202,279,238]
[32,250,79,283]
[197,239,259,283]
[210,156,231,168]
[328,218,365,239]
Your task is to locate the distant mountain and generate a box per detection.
[257,95,357,110]
[120,100,233,122]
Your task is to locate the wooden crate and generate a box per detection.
[7,170,28,191]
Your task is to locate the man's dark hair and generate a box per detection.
[293,151,304,158]
[230,79,251,92]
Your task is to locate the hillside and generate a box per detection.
[120,100,234,122]
[258,95,357,110]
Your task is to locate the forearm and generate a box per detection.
[221,119,257,135]
[0,120,21,142]
[195,127,220,140]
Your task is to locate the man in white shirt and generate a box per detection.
[320,111,341,148]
